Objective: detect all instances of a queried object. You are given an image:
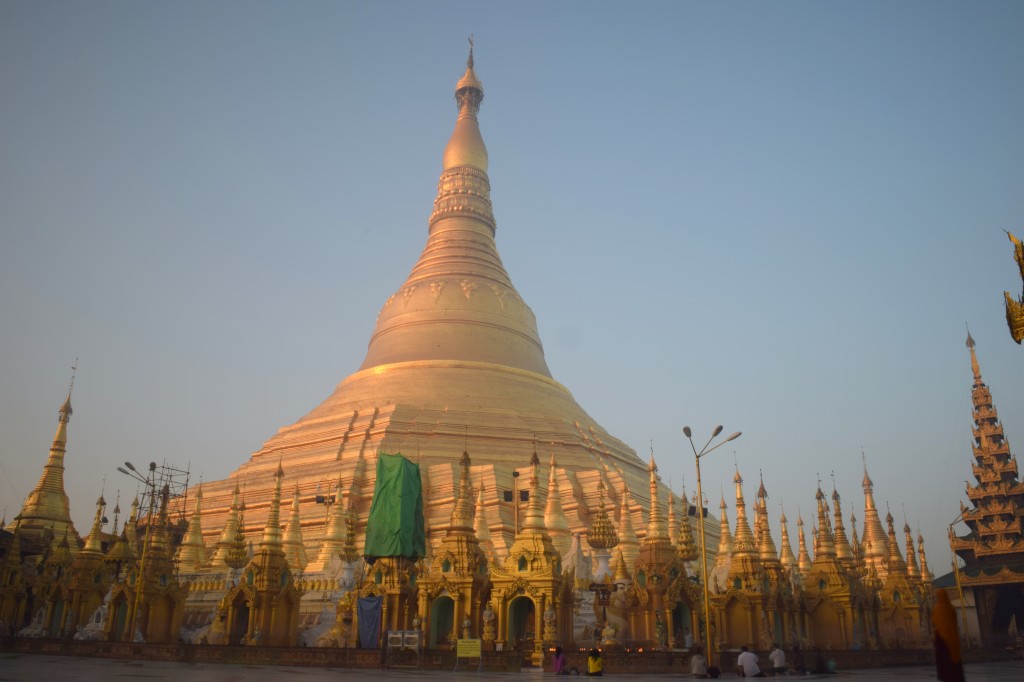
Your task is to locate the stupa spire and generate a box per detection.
[210,482,242,568]
[544,453,572,555]
[796,511,812,574]
[81,494,106,555]
[860,457,889,578]
[903,520,920,580]
[12,383,81,554]
[522,449,546,532]
[884,510,908,576]
[617,483,640,568]
[831,486,854,564]
[731,469,756,555]
[645,449,670,543]
[354,42,555,380]
[917,529,932,581]
[756,475,778,562]
[676,484,698,562]
[715,495,733,563]
[814,485,836,559]
[667,488,680,545]
[258,456,286,548]
[308,474,347,571]
[450,450,476,532]
[475,485,499,562]
[778,506,797,571]
[176,485,207,572]
[282,484,309,572]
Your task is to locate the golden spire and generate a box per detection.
[81,494,106,555]
[522,449,546,532]
[308,475,347,570]
[676,484,698,562]
[712,495,733,572]
[860,459,889,577]
[357,45,553,379]
[282,484,309,572]
[258,461,285,549]
[13,386,80,554]
[778,506,797,571]
[644,449,670,543]
[210,482,242,567]
[587,479,619,551]
[613,548,631,582]
[544,453,572,555]
[225,495,249,570]
[731,469,756,555]
[617,483,640,568]
[831,487,854,564]
[475,485,498,562]
[444,37,486,173]
[796,511,812,574]
[917,529,932,581]
[450,450,476,532]
[884,510,908,577]
[125,495,139,551]
[342,494,360,563]
[850,513,863,565]
[176,485,207,572]
[667,487,680,545]
[814,485,836,559]
[756,475,778,563]
[903,520,920,580]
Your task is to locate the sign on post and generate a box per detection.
[454,638,483,671]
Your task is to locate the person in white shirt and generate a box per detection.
[690,646,708,678]
[768,644,786,676]
[737,646,763,677]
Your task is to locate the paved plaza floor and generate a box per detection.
[0,654,1021,682]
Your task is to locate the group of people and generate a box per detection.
[552,646,603,676]
[553,641,836,678]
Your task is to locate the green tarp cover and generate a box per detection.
[363,453,426,561]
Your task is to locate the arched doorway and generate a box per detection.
[673,601,693,648]
[47,597,65,638]
[508,596,536,654]
[111,597,128,641]
[430,595,454,648]
[229,595,250,645]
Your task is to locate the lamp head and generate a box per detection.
[683,427,692,438]
[712,425,724,438]
[725,431,742,442]
[149,462,157,472]
[124,462,136,472]
[116,467,130,476]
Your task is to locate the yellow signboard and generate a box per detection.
[456,638,482,657]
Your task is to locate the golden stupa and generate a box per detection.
[193,46,658,560]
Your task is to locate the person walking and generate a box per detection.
[587,648,604,676]
[690,646,709,678]
[768,643,786,676]
[737,646,763,677]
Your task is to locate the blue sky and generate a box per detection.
[1,1,1022,572]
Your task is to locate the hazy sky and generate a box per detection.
[2,1,1022,573]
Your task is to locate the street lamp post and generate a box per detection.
[683,425,741,668]
[116,461,157,642]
